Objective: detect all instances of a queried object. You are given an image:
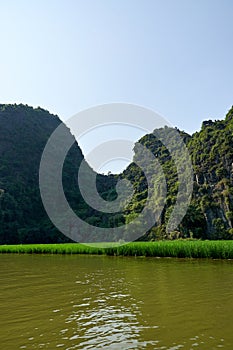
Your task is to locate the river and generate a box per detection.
[1,254,233,349]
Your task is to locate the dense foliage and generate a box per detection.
[0,104,119,244]
[124,107,233,240]
[1,103,233,243]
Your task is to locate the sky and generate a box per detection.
[0,0,233,172]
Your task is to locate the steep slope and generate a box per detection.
[0,104,77,243]
[188,107,233,238]
[0,104,119,244]
[123,107,233,240]
[1,103,233,243]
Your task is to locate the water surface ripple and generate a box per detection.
[0,254,233,349]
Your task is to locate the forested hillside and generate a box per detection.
[0,104,118,244]
[1,103,233,243]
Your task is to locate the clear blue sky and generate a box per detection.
[1,0,233,171]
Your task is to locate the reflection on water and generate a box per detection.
[0,254,233,349]
[64,271,158,349]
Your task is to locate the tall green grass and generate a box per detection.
[1,241,233,259]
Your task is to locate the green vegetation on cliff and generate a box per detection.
[122,107,233,240]
[0,104,119,244]
[1,103,233,243]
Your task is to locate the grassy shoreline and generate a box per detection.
[1,241,233,259]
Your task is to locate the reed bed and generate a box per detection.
[1,240,233,259]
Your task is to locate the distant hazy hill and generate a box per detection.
[1,103,233,243]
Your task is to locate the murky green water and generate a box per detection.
[0,254,233,349]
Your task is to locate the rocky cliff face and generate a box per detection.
[1,103,233,243]
[122,107,233,240]
[188,107,233,238]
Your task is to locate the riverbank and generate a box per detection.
[1,241,233,259]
